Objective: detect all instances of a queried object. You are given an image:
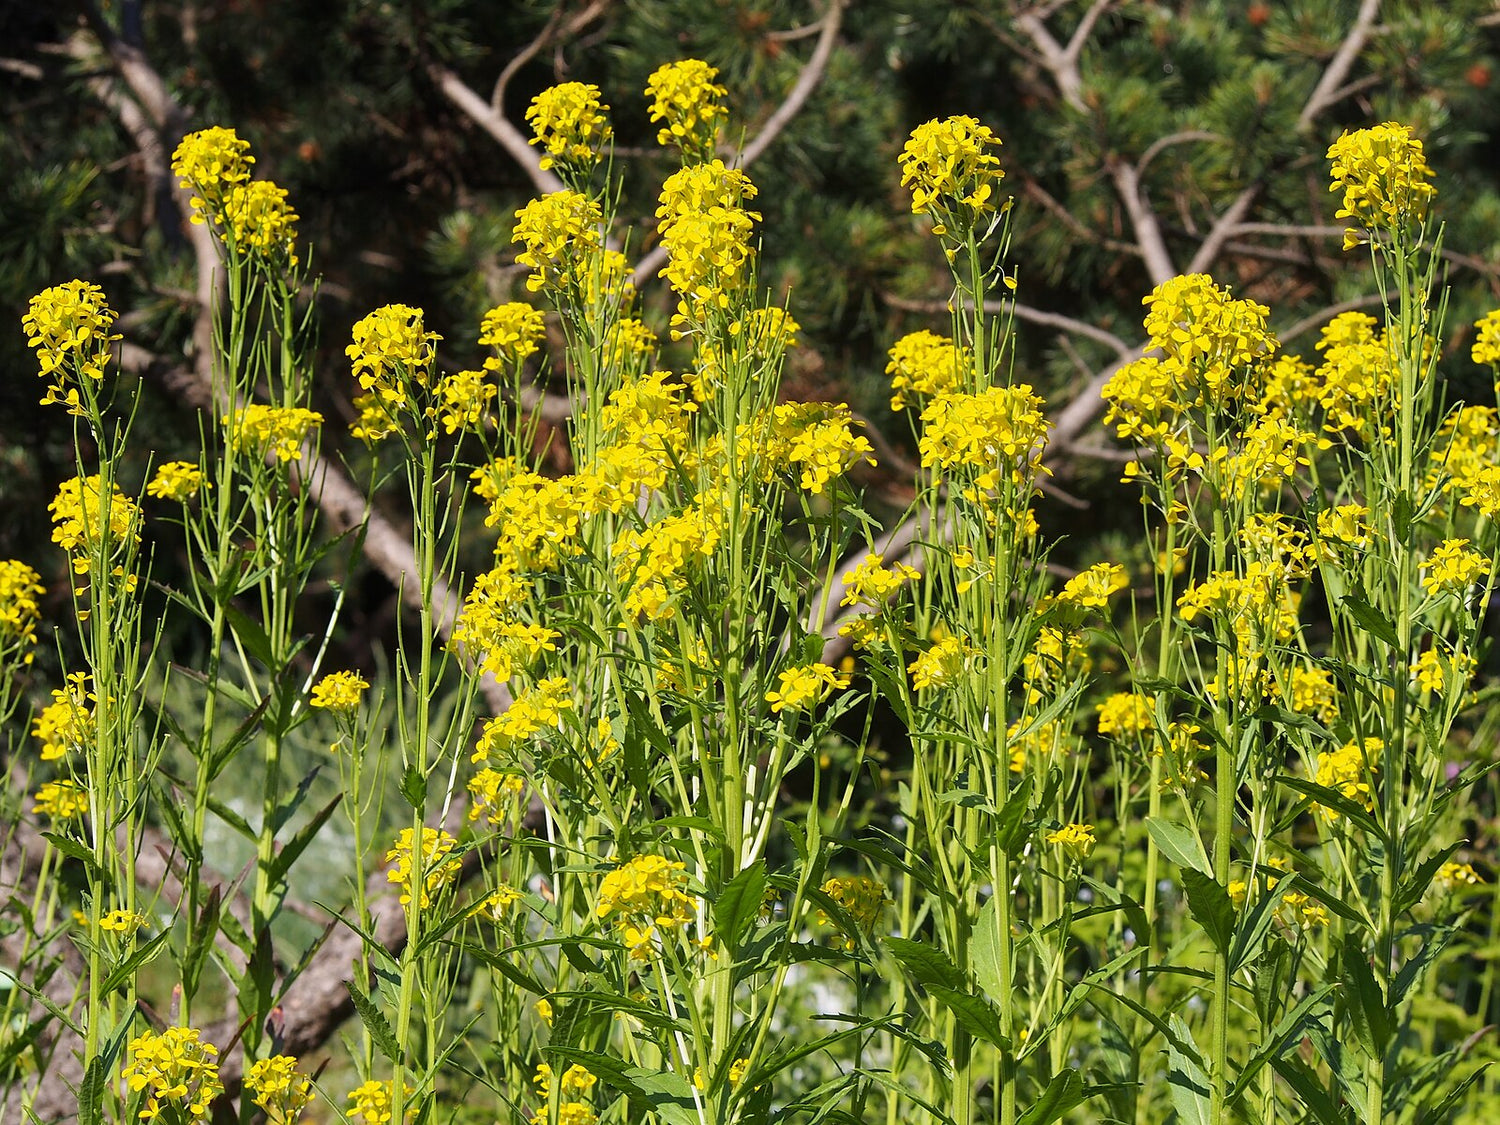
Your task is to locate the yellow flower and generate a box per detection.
[1327,122,1435,250]
[596,855,698,958]
[645,59,727,155]
[474,677,573,761]
[467,768,526,825]
[1315,504,1372,551]
[817,875,892,949]
[1096,692,1155,739]
[122,1027,223,1124]
[470,883,525,923]
[1139,274,1276,403]
[0,559,45,649]
[1473,309,1500,368]
[347,1079,411,1125]
[898,116,1005,230]
[22,280,121,412]
[1272,666,1339,724]
[479,302,547,367]
[1434,861,1483,895]
[147,461,206,502]
[763,401,876,494]
[908,634,978,691]
[1278,891,1329,929]
[431,369,496,434]
[225,404,324,463]
[99,909,148,935]
[840,552,920,609]
[450,565,556,682]
[246,1055,314,1125]
[611,498,725,622]
[919,386,1051,498]
[658,203,759,324]
[385,827,461,908]
[657,160,758,234]
[32,674,95,761]
[1421,538,1490,597]
[50,475,141,575]
[310,670,370,713]
[513,191,605,293]
[1410,647,1475,696]
[1313,738,1379,822]
[172,126,254,220]
[535,997,554,1025]
[220,180,299,262]
[1006,718,1063,773]
[887,329,970,411]
[1045,823,1096,862]
[525,82,612,171]
[348,304,441,409]
[1057,563,1128,609]
[765,663,852,713]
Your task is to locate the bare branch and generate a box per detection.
[433,64,566,197]
[1019,176,1141,257]
[491,0,612,115]
[735,0,844,168]
[1136,129,1221,181]
[1279,294,1384,343]
[881,290,1133,358]
[1298,0,1382,130]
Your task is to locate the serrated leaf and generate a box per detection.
[886,936,966,991]
[1342,934,1392,1057]
[42,832,102,878]
[400,765,427,809]
[971,896,1005,1003]
[1145,817,1209,874]
[929,986,1008,1049]
[1341,594,1399,648]
[347,977,402,1062]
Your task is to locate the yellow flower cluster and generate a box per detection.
[347,1079,410,1125]
[1315,503,1372,551]
[611,497,725,621]
[1430,405,1498,497]
[220,179,300,262]
[310,670,369,713]
[531,1063,599,1125]
[1411,647,1475,696]
[1272,666,1339,724]
[658,160,758,229]
[32,674,94,761]
[226,404,324,463]
[817,875,891,949]
[513,190,605,294]
[1421,538,1490,597]
[898,116,1005,232]
[348,304,441,417]
[245,1055,313,1125]
[908,634,978,691]
[645,58,727,154]
[23,279,120,415]
[599,370,697,459]
[1473,309,1500,368]
[1224,414,1320,498]
[1308,311,1396,436]
[1006,718,1065,773]
[525,82,612,171]
[1313,738,1379,822]
[1022,625,1092,703]
[840,552,919,609]
[765,663,851,713]
[146,461,206,502]
[467,768,525,826]
[432,369,497,434]
[919,385,1051,496]
[50,474,141,576]
[450,564,557,681]
[1434,861,1484,894]
[762,402,876,494]
[1327,122,1435,250]
[33,778,88,820]
[1096,692,1155,739]
[0,559,45,649]
[603,316,660,373]
[480,302,547,367]
[1046,822,1097,862]
[659,202,759,330]
[474,676,573,760]
[172,126,254,217]
[596,854,698,959]
[887,330,969,412]
[1057,563,1128,609]
[1140,273,1276,401]
[473,460,587,570]
[121,1027,223,1124]
[385,826,461,908]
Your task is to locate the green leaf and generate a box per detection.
[1229,873,1296,974]
[992,774,1034,857]
[1340,594,1399,648]
[347,977,402,1063]
[1016,1068,1086,1125]
[971,896,1005,1003]
[886,936,966,991]
[400,764,427,809]
[207,692,272,779]
[1414,1064,1489,1125]
[101,928,173,995]
[1271,1055,1349,1125]
[239,927,276,1033]
[78,1021,131,1125]
[1181,870,1234,957]
[1166,1015,1211,1125]
[1145,817,1209,874]
[42,832,103,879]
[225,604,276,668]
[929,986,1008,1049]
[454,941,548,996]
[713,862,767,953]
[267,794,343,886]
[1342,934,1392,1057]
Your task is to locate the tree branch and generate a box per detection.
[433,64,566,197]
[1298,0,1382,130]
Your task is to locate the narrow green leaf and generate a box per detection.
[971,897,1005,1003]
[993,774,1034,857]
[101,928,174,995]
[1145,817,1209,874]
[1340,594,1399,648]
[267,794,343,886]
[1229,873,1296,974]
[1342,934,1392,1057]
[1166,1014,1211,1125]
[347,977,402,1063]
[1271,1055,1349,1125]
[225,604,275,668]
[886,936,966,991]
[929,986,1008,1049]
[1016,1068,1086,1125]
[42,832,102,878]
[712,862,767,954]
